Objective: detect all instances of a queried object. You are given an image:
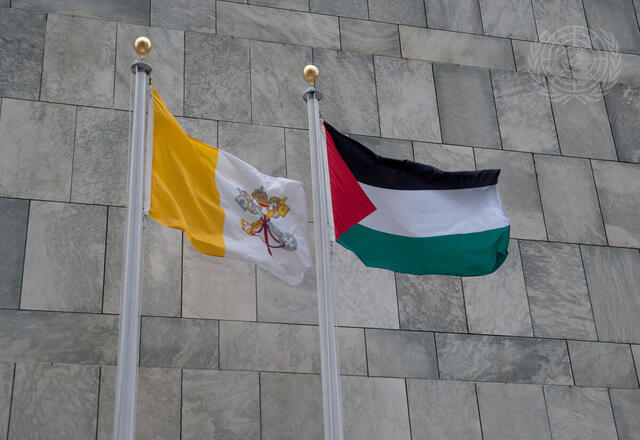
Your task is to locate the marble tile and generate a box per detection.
[549,79,617,159]
[315,49,379,136]
[425,0,483,34]
[250,41,311,129]
[220,320,365,375]
[21,202,107,313]
[251,0,309,11]
[437,333,573,385]
[0,310,118,365]
[374,56,441,142]
[97,367,181,440]
[396,274,467,332]
[257,242,318,325]
[535,155,606,244]
[492,70,560,154]
[41,14,115,107]
[331,244,399,329]
[634,345,640,383]
[182,240,256,321]
[520,241,597,339]
[115,24,184,115]
[0,8,44,100]
[571,45,628,82]
[340,18,401,57]
[9,363,99,440]
[175,117,218,146]
[463,240,533,337]
[531,0,590,48]
[103,208,125,314]
[474,149,547,240]
[544,386,618,440]
[0,99,75,201]
[218,121,285,177]
[151,0,215,33]
[610,389,640,440]
[141,317,218,369]
[217,1,340,49]
[400,26,515,70]
[71,107,129,206]
[220,320,317,373]
[582,246,640,343]
[261,372,323,440]
[433,64,501,148]
[341,376,411,440]
[139,219,183,316]
[413,142,475,171]
[0,198,28,309]
[99,202,158,306]
[182,370,260,440]
[603,84,640,163]
[184,33,250,122]
[479,0,537,40]
[310,0,367,19]
[477,383,552,440]
[368,0,426,26]
[366,329,438,379]
[568,341,638,388]
[570,48,640,86]
[0,362,11,438]
[338,327,368,376]
[351,135,414,160]
[512,41,571,77]
[583,0,640,55]
[284,128,313,220]
[12,0,149,24]
[407,379,481,439]
[592,160,640,248]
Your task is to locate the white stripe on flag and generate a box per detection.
[359,183,510,238]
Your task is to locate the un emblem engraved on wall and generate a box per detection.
[526,25,622,104]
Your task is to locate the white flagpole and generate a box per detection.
[113,37,152,440]
[303,65,344,440]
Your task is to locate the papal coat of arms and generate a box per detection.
[235,186,297,256]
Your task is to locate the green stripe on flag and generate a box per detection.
[337,224,510,276]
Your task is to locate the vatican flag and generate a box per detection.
[147,88,312,285]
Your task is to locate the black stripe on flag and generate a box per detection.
[324,123,500,191]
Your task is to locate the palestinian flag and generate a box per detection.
[324,123,510,276]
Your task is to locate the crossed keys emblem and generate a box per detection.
[235,186,298,256]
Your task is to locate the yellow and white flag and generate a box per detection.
[147,88,312,285]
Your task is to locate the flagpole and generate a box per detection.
[303,65,344,440]
[113,37,152,440]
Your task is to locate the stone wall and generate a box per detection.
[1,0,640,439]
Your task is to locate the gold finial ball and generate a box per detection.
[302,65,319,85]
[134,37,152,57]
